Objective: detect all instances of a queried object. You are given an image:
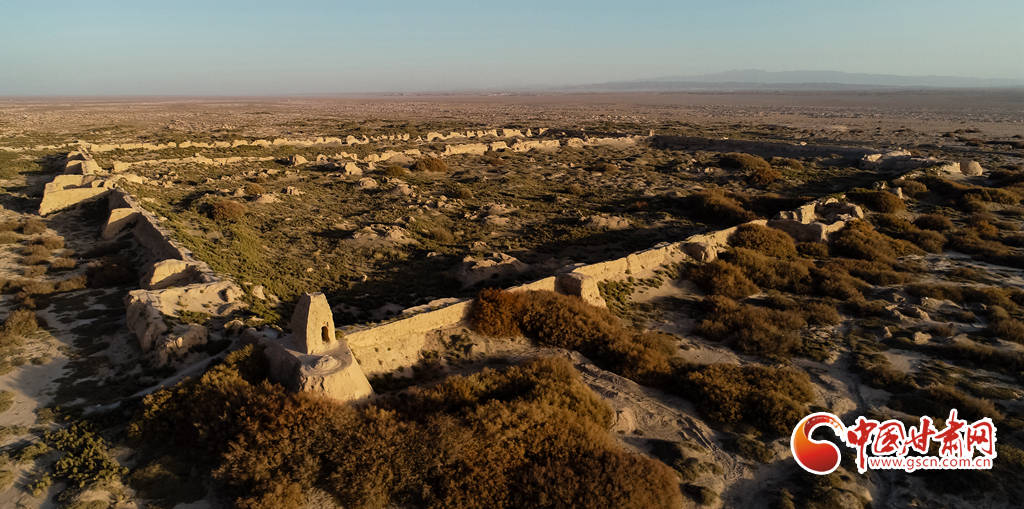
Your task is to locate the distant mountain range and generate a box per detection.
[562,70,1024,91]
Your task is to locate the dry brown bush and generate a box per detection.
[719,152,770,172]
[686,260,758,299]
[721,248,813,294]
[0,308,38,341]
[209,200,247,222]
[898,179,929,198]
[748,166,782,187]
[847,189,905,213]
[687,189,757,226]
[55,275,87,293]
[913,213,954,232]
[131,347,682,509]
[243,183,266,195]
[411,157,449,173]
[728,224,797,258]
[677,363,814,435]
[770,157,804,170]
[796,242,829,258]
[470,289,675,382]
[590,162,620,173]
[695,296,806,358]
[20,218,46,235]
[829,220,922,264]
[0,231,18,244]
[383,164,409,177]
[33,235,64,250]
[872,214,946,253]
[50,257,76,270]
[988,318,1024,343]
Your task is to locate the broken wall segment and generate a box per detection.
[262,292,373,403]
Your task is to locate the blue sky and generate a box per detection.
[0,0,1021,94]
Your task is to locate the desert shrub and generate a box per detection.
[383,164,409,177]
[719,152,770,172]
[0,220,18,232]
[0,309,38,341]
[470,290,675,382]
[132,348,682,509]
[50,257,76,270]
[22,253,49,265]
[209,200,247,222]
[55,275,87,293]
[22,243,50,258]
[243,183,266,195]
[748,165,782,187]
[897,179,928,198]
[963,187,1020,205]
[447,183,473,200]
[847,189,905,213]
[829,220,922,265]
[411,157,449,173]
[686,260,758,299]
[0,391,13,413]
[686,189,757,226]
[824,258,913,286]
[0,231,19,244]
[34,235,64,250]
[770,157,804,171]
[796,242,829,258]
[728,224,797,258]
[721,248,813,294]
[914,214,954,232]
[870,214,946,253]
[810,266,867,300]
[988,318,1024,343]
[590,162,620,173]
[20,218,46,235]
[695,296,806,358]
[677,363,814,435]
[45,422,127,490]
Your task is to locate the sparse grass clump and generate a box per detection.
[209,200,247,222]
[411,157,449,173]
